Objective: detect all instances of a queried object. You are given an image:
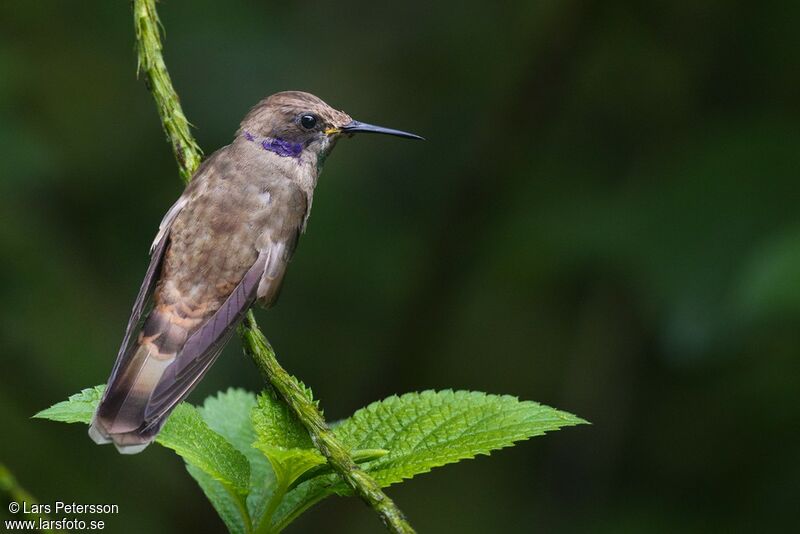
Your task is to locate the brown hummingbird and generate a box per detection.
[89,91,422,453]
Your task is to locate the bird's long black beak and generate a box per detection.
[340,120,424,140]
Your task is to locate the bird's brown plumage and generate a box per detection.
[89,90,420,453]
[238,91,352,139]
[90,92,331,452]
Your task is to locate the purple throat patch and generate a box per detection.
[243,130,302,158]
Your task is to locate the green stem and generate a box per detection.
[240,312,416,534]
[133,2,415,533]
[133,0,202,181]
[270,491,332,534]
[255,476,288,534]
[230,489,253,534]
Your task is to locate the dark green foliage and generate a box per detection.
[36,387,584,533]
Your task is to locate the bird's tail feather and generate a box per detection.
[90,318,179,454]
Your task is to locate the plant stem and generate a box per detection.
[255,475,287,534]
[270,492,330,534]
[231,490,253,534]
[133,0,202,182]
[240,312,416,534]
[132,2,416,533]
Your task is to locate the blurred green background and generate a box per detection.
[2,0,799,532]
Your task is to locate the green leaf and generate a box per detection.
[334,390,586,488]
[273,390,586,529]
[200,388,260,452]
[250,393,384,491]
[185,464,248,534]
[252,445,325,490]
[249,390,384,532]
[199,389,274,523]
[249,391,324,531]
[250,390,322,491]
[266,448,389,532]
[291,448,388,489]
[157,403,250,495]
[271,477,337,533]
[251,391,313,450]
[36,387,252,531]
[35,386,251,492]
[33,385,105,423]
[37,386,586,534]
[293,377,320,413]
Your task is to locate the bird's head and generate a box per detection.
[237,91,422,168]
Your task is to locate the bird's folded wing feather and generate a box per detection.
[100,162,305,436]
[143,248,272,422]
[105,194,188,389]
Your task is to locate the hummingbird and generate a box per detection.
[89,91,422,453]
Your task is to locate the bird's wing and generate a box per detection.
[105,194,189,386]
[143,247,271,423]
[143,219,305,425]
[95,169,307,447]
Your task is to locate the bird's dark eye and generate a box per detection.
[300,114,318,129]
